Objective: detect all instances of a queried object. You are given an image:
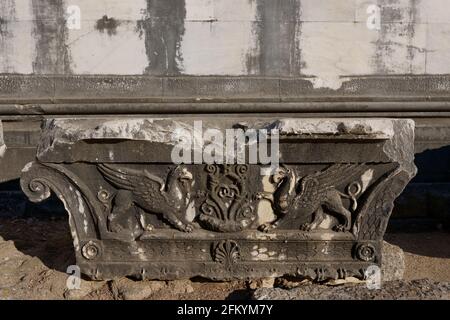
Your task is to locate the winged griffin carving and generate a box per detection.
[259,164,370,232]
[97,164,194,233]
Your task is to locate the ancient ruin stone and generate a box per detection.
[252,279,450,300]
[110,278,166,300]
[20,117,416,281]
[382,241,405,282]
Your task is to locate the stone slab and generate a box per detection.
[35,117,414,166]
[252,279,450,300]
[19,117,416,280]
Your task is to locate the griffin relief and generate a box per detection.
[97,164,194,233]
[259,164,371,232]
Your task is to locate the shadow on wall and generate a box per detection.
[393,145,450,227]
[413,145,450,183]
[0,179,66,218]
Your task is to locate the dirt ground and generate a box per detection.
[0,216,449,300]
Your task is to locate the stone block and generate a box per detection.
[54,76,163,100]
[20,117,416,281]
[252,279,450,300]
[0,75,54,101]
[162,77,279,100]
[381,241,405,282]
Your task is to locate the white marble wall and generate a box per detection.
[0,0,450,88]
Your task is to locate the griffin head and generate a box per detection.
[271,166,292,185]
[170,166,193,190]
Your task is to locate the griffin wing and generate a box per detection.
[296,177,321,207]
[297,164,368,204]
[313,164,368,190]
[97,164,169,206]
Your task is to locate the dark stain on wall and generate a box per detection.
[137,0,186,75]
[0,18,6,36]
[31,0,71,74]
[406,0,419,73]
[0,1,15,37]
[373,0,420,74]
[96,15,120,36]
[248,0,303,76]
[0,0,16,72]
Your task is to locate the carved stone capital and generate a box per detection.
[20,117,416,281]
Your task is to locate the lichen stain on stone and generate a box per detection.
[75,190,85,215]
[136,0,186,75]
[31,0,72,74]
[185,199,196,223]
[360,169,374,193]
[96,15,120,36]
[250,245,282,261]
[68,210,80,252]
[21,162,33,173]
[373,0,420,74]
[248,0,304,76]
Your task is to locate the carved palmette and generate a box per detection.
[198,164,257,232]
[213,240,241,268]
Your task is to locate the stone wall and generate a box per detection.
[0,1,448,83]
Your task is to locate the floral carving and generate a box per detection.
[355,243,376,262]
[199,165,256,232]
[213,240,241,267]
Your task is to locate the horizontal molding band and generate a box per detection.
[1,102,450,116]
[2,75,450,105]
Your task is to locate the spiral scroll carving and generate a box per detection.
[20,161,101,240]
[24,177,52,202]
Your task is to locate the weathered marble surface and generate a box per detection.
[0,0,450,89]
[382,241,405,282]
[19,117,416,280]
